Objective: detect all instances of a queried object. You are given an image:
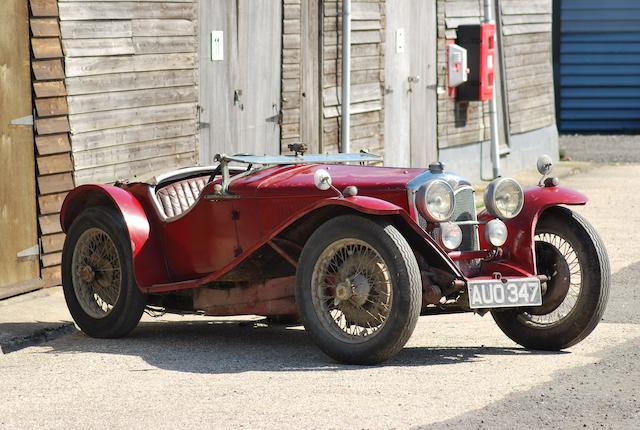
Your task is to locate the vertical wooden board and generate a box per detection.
[1,0,40,287]
[383,0,411,166]
[300,0,320,152]
[409,0,438,166]
[198,0,239,163]
[236,0,282,155]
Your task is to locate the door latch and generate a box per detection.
[197,105,209,130]
[233,89,244,110]
[265,103,282,124]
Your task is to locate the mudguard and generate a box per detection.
[60,184,167,288]
[480,186,588,274]
[302,196,463,277]
[150,195,462,292]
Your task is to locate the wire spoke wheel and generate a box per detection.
[491,208,609,351]
[311,238,393,343]
[71,227,122,319]
[518,232,582,327]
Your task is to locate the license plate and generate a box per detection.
[467,278,542,309]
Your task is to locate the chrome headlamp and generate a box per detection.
[483,178,524,220]
[416,179,455,223]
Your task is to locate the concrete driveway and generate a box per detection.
[1,164,639,429]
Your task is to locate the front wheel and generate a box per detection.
[296,215,422,364]
[492,207,610,350]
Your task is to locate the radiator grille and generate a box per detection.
[452,187,479,251]
[416,186,479,251]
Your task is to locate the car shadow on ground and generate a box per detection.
[42,318,565,374]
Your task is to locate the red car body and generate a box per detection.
[60,157,586,318]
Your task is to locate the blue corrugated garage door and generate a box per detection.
[558,0,640,132]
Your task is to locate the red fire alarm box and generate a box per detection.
[455,23,495,101]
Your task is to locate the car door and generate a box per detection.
[199,0,282,164]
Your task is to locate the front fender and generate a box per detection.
[483,186,587,274]
[61,184,166,288]
[309,196,463,277]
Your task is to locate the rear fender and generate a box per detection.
[60,185,167,288]
[482,186,588,274]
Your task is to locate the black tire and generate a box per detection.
[296,215,422,364]
[62,206,146,338]
[492,206,610,350]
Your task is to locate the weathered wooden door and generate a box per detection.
[1,0,41,297]
[199,0,282,164]
[384,0,437,168]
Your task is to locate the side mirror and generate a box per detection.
[314,169,332,191]
[536,154,553,176]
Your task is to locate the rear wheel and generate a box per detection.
[62,207,146,338]
[296,215,422,364]
[492,207,609,350]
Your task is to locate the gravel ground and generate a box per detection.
[1,164,639,429]
[560,134,640,164]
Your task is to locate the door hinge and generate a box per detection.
[10,115,34,126]
[17,244,40,260]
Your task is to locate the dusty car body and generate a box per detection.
[60,152,609,364]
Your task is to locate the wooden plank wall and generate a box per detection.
[500,0,555,134]
[30,0,74,287]
[282,0,386,154]
[436,0,555,149]
[322,0,385,154]
[57,0,199,185]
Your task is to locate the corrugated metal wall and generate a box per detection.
[557,0,640,132]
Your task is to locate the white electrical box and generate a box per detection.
[396,28,405,54]
[447,43,468,88]
[211,31,223,61]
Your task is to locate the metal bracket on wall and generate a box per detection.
[10,115,34,126]
[16,244,40,261]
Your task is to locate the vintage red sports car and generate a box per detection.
[60,151,609,364]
